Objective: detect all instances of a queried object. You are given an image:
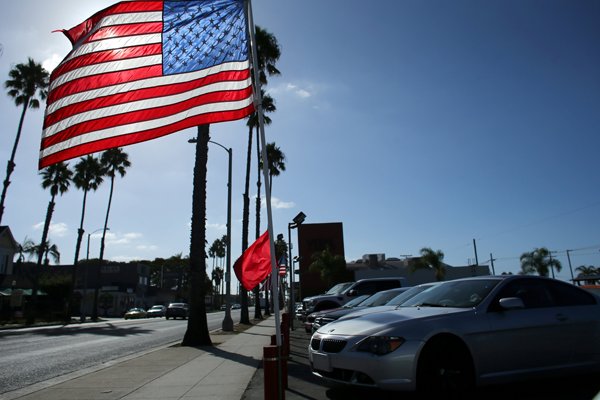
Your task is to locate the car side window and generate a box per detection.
[491,280,554,310]
[352,282,377,295]
[547,280,597,306]
[375,281,401,291]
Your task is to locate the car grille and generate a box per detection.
[311,337,347,353]
[310,337,321,351]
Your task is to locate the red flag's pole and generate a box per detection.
[245,0,282,346]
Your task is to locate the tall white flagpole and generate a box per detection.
[245,0,282,347]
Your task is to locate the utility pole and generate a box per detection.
[490,253,496,275]
[566,250,574,282]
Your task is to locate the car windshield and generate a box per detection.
[342,295,370,308]
[325,282,354,295]
[402,279,500,308]
[386,284,438,306]
[358,289,406,307]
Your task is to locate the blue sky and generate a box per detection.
[1,0,599,287]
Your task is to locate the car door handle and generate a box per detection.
[555,313,568,322]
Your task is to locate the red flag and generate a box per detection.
[40,0,254,169]
[234,231,271,291]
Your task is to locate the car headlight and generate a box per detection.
[356,336,405,355]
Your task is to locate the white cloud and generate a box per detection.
[42,53,63,73]
[267,197,295,209]
[105,232,142,245]
[33,221,69,237]
[269,82,315,100]
[207,222,227,231]
[135,244,158,251]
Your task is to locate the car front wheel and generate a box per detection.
[416,336,474,397]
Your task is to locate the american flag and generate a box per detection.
[40,0,254,169]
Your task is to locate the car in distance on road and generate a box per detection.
[309,275,600,395]
[165,303,189,319]
[124,307,147,319]
[146,305,166,318]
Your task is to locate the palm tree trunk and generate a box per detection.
[28,197,55,324]
[92,177,114,321]
[0,101,28,224]
[182,124,212,346]
[240,125,253,324]
[69,190,88,321]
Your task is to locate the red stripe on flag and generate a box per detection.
[39,104,254,169]
[87,22,164,43]
[62,1,164,44]
[47,65,164,106]
[45,69,251,127]
[42,85,253,150]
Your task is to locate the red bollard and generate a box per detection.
[263,345,284,400]
[270,335,288,389]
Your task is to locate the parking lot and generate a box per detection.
[244,319,600,400]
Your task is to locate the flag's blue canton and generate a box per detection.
[163,0,248,75]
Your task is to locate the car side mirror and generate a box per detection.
[347,289,357,296]
[498,297,525,310]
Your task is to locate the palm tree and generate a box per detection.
[37,162,72,267]
[72,156,104,264]
[575,265,598,284]
[182,124,212,346]
[28,162,72,324]
[16,237,35,264]
[1,58,49,224]
[265,142,286,192]
[208,239,219,270]
[241,91,275,322]
[253,93,276,239]
[42,242,60,265]
[260,143,286,316]
[576,265,598,275]
[91,148,130,321]
[308,247,350,288]
[70,155,104,320]
[243,27,280,321]
[411,247,447,281]
[520,247,562,278]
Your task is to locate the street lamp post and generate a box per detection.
[288,211,306,329]
[188,137,233,331]
[81,228,108,322]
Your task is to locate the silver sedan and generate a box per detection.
[309,275,600,395]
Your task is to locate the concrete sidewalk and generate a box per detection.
[3,317,276,400]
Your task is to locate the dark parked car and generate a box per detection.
[311,287,410,333]
[165,303,189,319]
[310,275,600,395]
[304,294,370,333]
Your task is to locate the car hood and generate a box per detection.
[338,305,397,320]
[316,306,367,319]
[315,306,470,336]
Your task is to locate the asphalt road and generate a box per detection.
[0,309,249,395]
